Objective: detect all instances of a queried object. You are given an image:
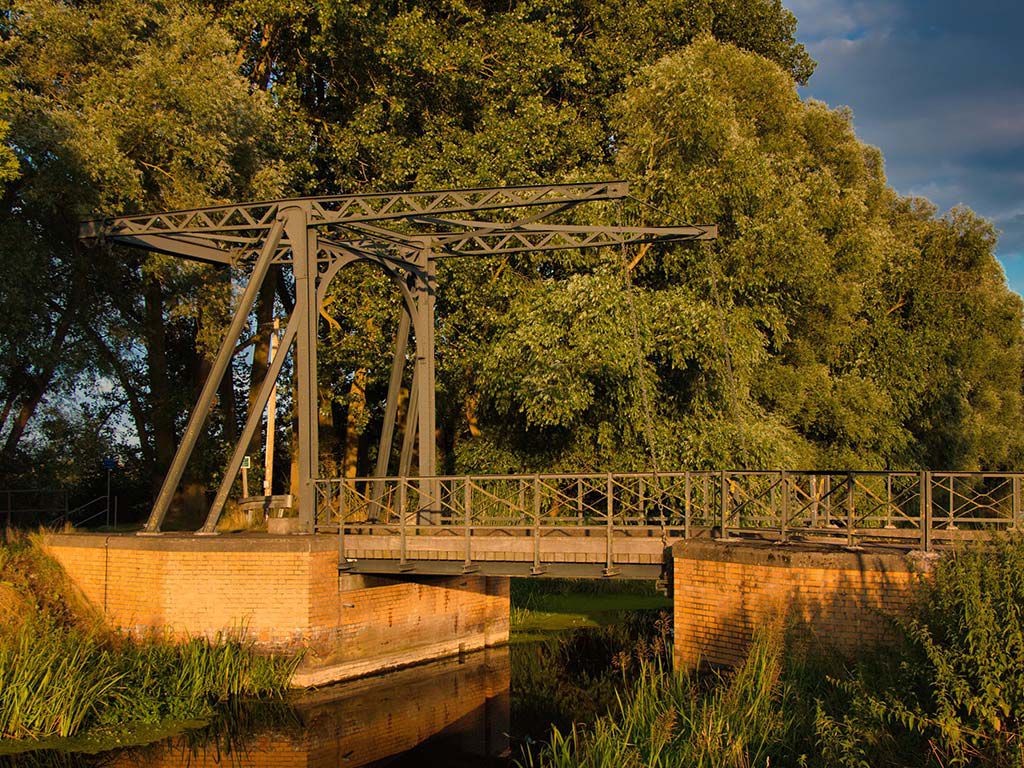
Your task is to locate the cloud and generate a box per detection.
[786,0,1024,291]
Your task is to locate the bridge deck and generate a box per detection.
[313,470,1017,577]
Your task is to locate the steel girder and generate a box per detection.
[79,181,716,533]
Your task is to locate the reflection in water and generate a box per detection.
[2,610,668,768]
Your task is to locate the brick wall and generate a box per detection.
[45,533,509,685]
[672,540,936,669]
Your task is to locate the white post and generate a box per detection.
[263,321,279,497]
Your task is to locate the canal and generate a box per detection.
[0,580,671,768]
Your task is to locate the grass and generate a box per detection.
[0,531,297,745]
[510,578,671,637]
[521,535,1024,768]
[519,623,800,768]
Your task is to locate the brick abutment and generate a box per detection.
[46,533,509,686]
[672,540,937,669]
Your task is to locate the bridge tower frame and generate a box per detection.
[80,181,716,533]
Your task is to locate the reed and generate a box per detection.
[519,622,803,768]
[0,533,298,742]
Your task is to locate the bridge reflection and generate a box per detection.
[113,647,510,767]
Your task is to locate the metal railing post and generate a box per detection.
[604,473,616,576]
[921,471,932,552]
[532,475,542,575]
[464,479,473,571]
[684,471,692,539]
[399,480,409,568]
[338,481,349,571]
[576,477,583,524]
[846,473,855,547]
[810,475,818,529]
[1014,474,1022,532]
[720,470,729,539]
[780,471,789,542]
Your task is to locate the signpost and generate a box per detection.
[102,457,118,528]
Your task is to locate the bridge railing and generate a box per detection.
[313,470,1023,554]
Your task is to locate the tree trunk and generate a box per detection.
[143,276,176,491]
[1,252,85,460]
[343,368,368,478]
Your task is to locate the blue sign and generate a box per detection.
[102,457,118,471]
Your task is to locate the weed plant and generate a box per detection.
[523,535,1024,768]
[0,533,297,742]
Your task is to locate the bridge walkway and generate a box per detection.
[314,470,1018,578]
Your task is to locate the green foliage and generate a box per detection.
[0,0,1021,499]
[816,537,1024,766]
[0,535,296,742]
[525,537,1024,768]
[520,623,803,768]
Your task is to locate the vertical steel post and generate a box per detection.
[144,215,285,532]
[921,471,932,552]
[532,476,542,575]
[885,474,893,528]
[684,471,692,539]
[286,206,318,532]
[1014,474,1022,532]
[810,475,819,529]
[846,473,855,546]
[399,480,408,567]
[780,471,789,542]
[577,477,583,524]
[414,252,438,483]
[605,473,615,575]
[337,481,348,570]
[720,470,729,539]
[464,479,473,571]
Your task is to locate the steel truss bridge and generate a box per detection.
[80,180,715,535]
[317,470,1023,579]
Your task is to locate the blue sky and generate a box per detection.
[786,0,1024,293]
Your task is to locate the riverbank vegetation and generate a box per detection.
[0,533,296,745]
[523,537,1024,768]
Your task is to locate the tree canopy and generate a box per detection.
[0,0,1020,519]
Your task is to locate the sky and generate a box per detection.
[785,0,1024,293]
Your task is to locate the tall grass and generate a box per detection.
[524,535,1024,768]
[519,623,801,768]
[0,533,298,742]
[0,621,298,741]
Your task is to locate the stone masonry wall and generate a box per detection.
[673,540,934,669]
[45,533,509,686]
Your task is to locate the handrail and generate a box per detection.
[314,470,1024,557]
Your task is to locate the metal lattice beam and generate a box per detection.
[79,180,717,534]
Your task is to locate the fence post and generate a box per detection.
[684,471,692,540]
[464,480,473,572]
[399,480,409,568]
[577,477,583,524]
[846,473,855,547]
[810,476,818,529]
[604,473,616,576]
[780,471,789,542]
[338,481,349,571]
[921,471,932,552]
[1014,474,1022,532]
[720,470,729,539]
[532,475,542,575]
